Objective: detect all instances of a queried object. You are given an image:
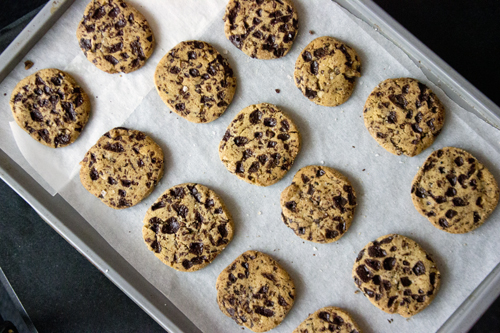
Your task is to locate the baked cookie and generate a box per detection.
[10,68,91,148]
[77,0,155,74]
[219,103,300,186]
[80,127,164,209]
[223,0,298,59]
[280,166,356,243]
[294,36,361,107]
[364,78,445,157]
[293,306,362,333]
[216,250,295,332]
[154,41,236,123]
[142,183,234,272]
[352,234,441,318]
[411,147,499,233]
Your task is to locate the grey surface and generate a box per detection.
[0,1,499,332]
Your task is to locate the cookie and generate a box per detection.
[364,78,445,157]
[280,166,356,243]
[77,0,155,74]
[142,183,234,272]
[154,41,236,123]
[10,68,91,148]
[294,36,361,107]
[293,306,362,333]
[219,103,300,186]
[216,250,295,332]
[223,0,298,59]
[411,147,499,233]
[352,234,441,318]
[80,127,164,209]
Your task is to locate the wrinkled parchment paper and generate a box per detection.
[2,1,500,332]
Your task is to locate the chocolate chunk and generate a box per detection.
[310,61,319,75]
[151,201,166,211]
[189,242,204,256]
[234,136,248,146]
[89,167,99,181]
[439,218,449,228]
[30,110,44,122]
[109,42,123,53]
[104,55,119,65]
[79,37,92,50]
[364,288,375,297]
[445,187,457,197]
[182,260,193,269]
[54,134,70,147]
[163,217,180,234]
[473,212,481,223]
[218,224,228,238]
[189,68,200,77]
[61,101,77,122]
[368,245,387,258]
[103,142,124,152]
[302,51,312,62]
[389,94,407,108]
[455,157,464,166]
[388,296,398,307]
[249,110,262,124]
[285,201,296,212]
[446,174,457,186]
[452,197,466,207]
[412,261,426,276]
[365,259,381,271]
[318,311,330,322]
[305,88,317,99]
[387,111,397,124]
[254,306,274,317]
[400,277,412,287]
[325,229,338,239]
[356,264,373,283]
[235,161,244,173]
[92,6,106,19]
[264,118,277,127]
[383,257,396,270]
[445,209,457,219]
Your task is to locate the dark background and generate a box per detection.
[0,1,499,332]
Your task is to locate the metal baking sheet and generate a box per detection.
[1,1,499,332]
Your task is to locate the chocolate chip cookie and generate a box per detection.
[280,166,356,243]
[77,0,155,74]
[223,0,298,59]
[216,250,295,332]
[293,306,362,333]
[80,127,164,209]
[411,147,499,233]
[352,234,441,318]
[154,41,236,123]
[10,68,91,148]
[219,103,301,186]
[294,36,361,107]
[142,183,233,272]
[364,78,445,156]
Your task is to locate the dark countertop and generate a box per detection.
[1,1,499,332]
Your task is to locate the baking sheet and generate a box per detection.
[2,1,500,332]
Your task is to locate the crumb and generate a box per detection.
[354,290,360,294]
[3,93,6,96]
[375,153,379,157]
[309,30,315,35]
[352,146,355,148]
[24,60,34,70]
[313,254,316,256]
[388,319,394,324]
[362,169,365,171]
[275,89,280,93]
[258,211,262,215]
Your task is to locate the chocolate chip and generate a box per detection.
[372,275,381,285]
[387,111,397,124]
[356,249,365,262]
[452,197,466,206]
[325,229,339,239]
[189,68,200,77]
[414,112,423,123]
[37,129,50,143]
[305,88,317,99]
[218,224,228,238]
[473,212,481,223]
[382,280,392,291]
[235,161,244,173]
[108,177,117,185]
[318,311,330,322]
[364,288,375,297]
[388,296,398,307]
[389,94,407,108]
[445,209,457,219]
[445,187,457,197]
[30,110,43,122]
[108,42,123,53]
[182,260,193,269]
[277,133,289,141]
[446,174,457,186]
[54,133,70,147]
[151,201,165,211]
[163,217,180,234]
[248,162,260,173]
[61,101,77,122]
[249,110,262,124]
[413,261,426,276]
[175,103,185,112]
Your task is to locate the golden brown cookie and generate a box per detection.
[154,41,236,123]
[352,234,441,318]
[294,36,361,107]
[219,103,300,186]
[411,147,499,233]
[293,306,362,333]
[80,127,164,209]
[216,250,296,332]
[223,0,299,59]
[10,68,91,148]
[280,166,356,243]
[363,78,445,156]
[142,183,234,272]
[77,0,155,74]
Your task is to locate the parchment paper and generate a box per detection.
[2,1,500,332]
